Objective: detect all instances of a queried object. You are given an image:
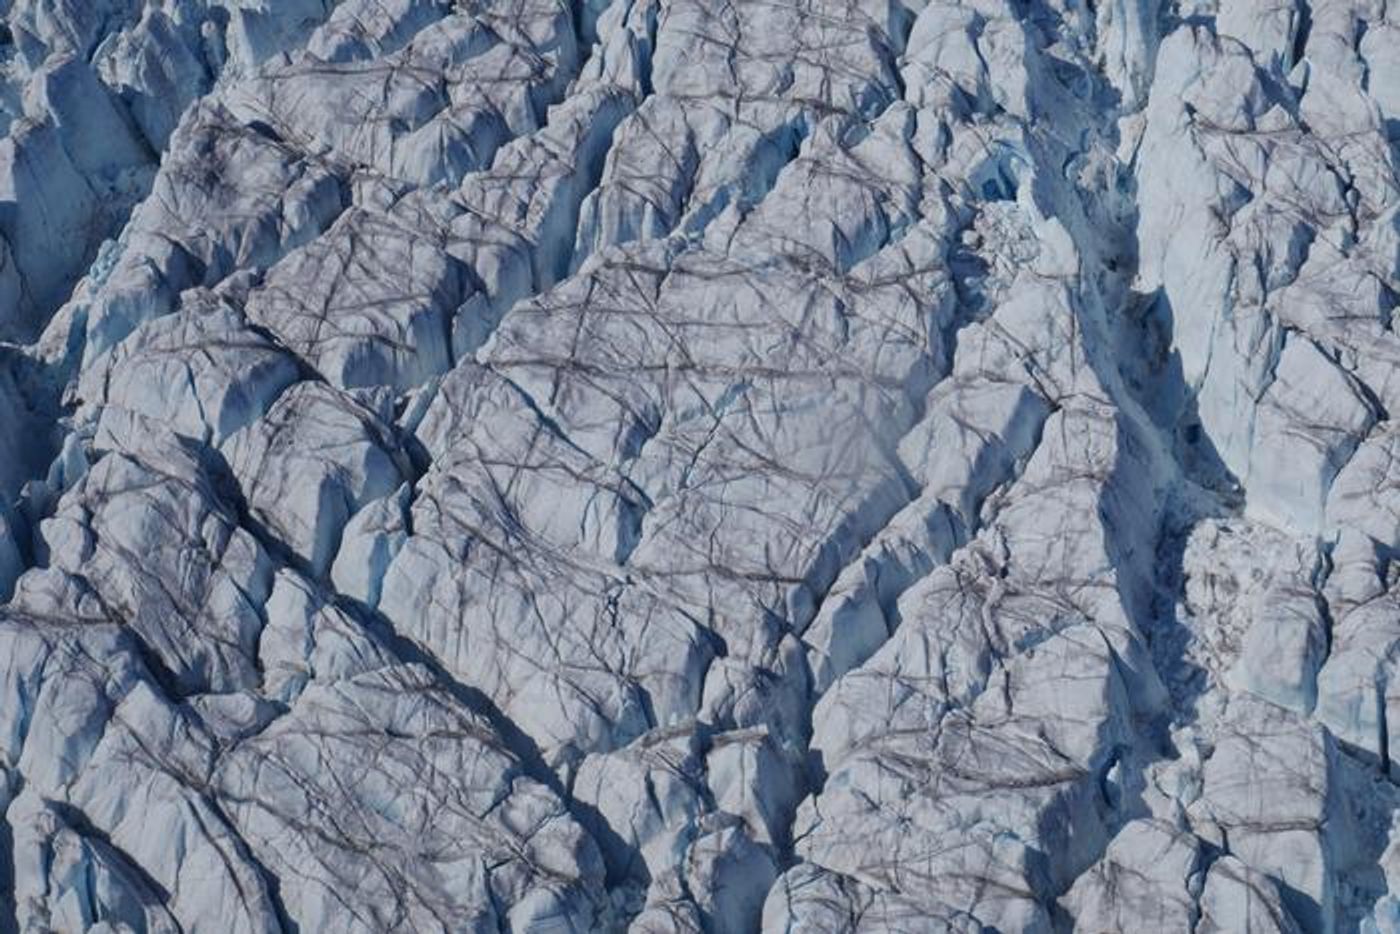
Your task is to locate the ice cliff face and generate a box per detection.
[0,0,1398,931]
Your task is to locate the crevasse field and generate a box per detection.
[0,1,1398,931]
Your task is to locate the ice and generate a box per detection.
[1199,856,1304,934]
[1060,819,1202,932]
[215,664,607,932]
[76,290,301,446]
[223,381,408,575]
[1,0,1399,929]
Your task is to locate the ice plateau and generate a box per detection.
[0,0,1398,931]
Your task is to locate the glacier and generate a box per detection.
[0,0,1398,931]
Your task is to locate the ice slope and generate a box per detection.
[0,0,1398,931]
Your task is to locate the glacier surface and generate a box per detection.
[0,0,1398,931]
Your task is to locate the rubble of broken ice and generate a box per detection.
[0,0,1398,930]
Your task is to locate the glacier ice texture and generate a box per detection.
[0,0,1398,931]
